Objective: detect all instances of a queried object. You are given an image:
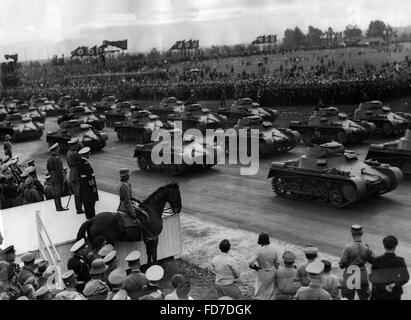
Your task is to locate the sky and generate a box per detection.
[1,0,411,61]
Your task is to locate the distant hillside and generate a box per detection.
[395,26,411,34]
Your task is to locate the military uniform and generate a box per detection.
[339,225,375,300]
[3,140,12,158]
[67,254,91,292]
[123,270,148,300]
[118,181,136,217]
[2,179,22,209]
[44,179,54,200]
[17,265,36,287]
[66,141,83,213]
[274,266,300,300]
[23,185,43,204]
[78,149,98,219]
[294,261,331,300]
[46,144,66,211]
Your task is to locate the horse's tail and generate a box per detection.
[77,219,92,241]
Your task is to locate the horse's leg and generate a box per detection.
[145,240,152,266]
[151,237,159,264]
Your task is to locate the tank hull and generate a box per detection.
[0,128,43,142]
[366,147,411,176]
[114,125,152,143]
[46,131,107,153]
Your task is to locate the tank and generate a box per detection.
[17,104,46,123]
[289,106,375,144]
[218,98,279,127]
[168,103,227,132]
[58,105,105,130]
[133,130,220,175]
[267,141,403,208]
[114,110,165,143]
[37,100,62,116]
[0,113,44,141]
[353,101,410,137]
[219,116,300,157]
[147,97,184,120]
[105,101,139,127]
[46,120,108,153]
[94,95,117,114]
[57,95,79,114]
[365,129,411,176]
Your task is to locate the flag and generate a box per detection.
[262,35,267,43]
[195,40,200,49]
[71,47,80,57]
[89,46,97,56]
[186,39,193,49]
[176,40,185,49]
[102,40,128,50]
[257,35,264,43]
[170,41,178,50]
[4,54,18,61]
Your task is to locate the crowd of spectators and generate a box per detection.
[3,46,411,107]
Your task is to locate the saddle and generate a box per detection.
[115,203,151,242]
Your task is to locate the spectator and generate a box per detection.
[20,284,36,300]
[211,239,242,300]
[27,166,45,200]
[43,173,54,200]
[139,265,164,300]
[54,270,86,300]
[294,261,331,300]
[22,177,43,204]
[0,261,20,300]
[3,135,12,158]
[369,235,410,300]
[2,174,22,208]
[17,252,37,287]
[123,250,148,300]
[175,277,194,300]
[164,274,184,300]
[35,286,52,300]
[98,244,114,260]
[103,250,118,288]
[67,238,91,293]
[295,246,318,287]
[274,251,300,300]
[107,268,129,300]
[339,225,374,300]
[321,259,341,300]
[248,232,279,300]
[82,279,109,300]
[34,260,50,288]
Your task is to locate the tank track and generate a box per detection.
[116,128,150,143]
[270,174,359,208]
[290,126,365,145]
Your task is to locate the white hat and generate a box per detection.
[145,265,164,282]
[70,238,85,253]
[103,250,117,264]
[68,137,79,144]
[306,261,325,275]
[79,147,91,155]
[98,244,113,257]
[125,250,141,262]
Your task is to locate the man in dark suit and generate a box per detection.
[369,235,410,300]
[78,147,99,219]
[46,143,68,211]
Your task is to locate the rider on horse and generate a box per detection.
[117,168,148,224]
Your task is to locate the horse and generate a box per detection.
[76,182,182,265]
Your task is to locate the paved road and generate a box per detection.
[13,117,411,263]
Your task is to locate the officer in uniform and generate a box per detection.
[66,137,84,214]
[117,168,138,220]
[54,270,86,300]
[43,173,54,200]
[3,135,13,158]
[18,170,29,195]
[107,268,128,300]
[0,261,20,300]
[22,177,43,204]
[28,166,44,200]
[274,251,300,300]
[339,225,375,300]
[1,245,20,275]
[85,235,107,266]
[102,250,118,288]
[82,279,109,300]
[139,265,164,300]
[294,261,331,300]
[78,147,98,219]
[67,238,91,293]
[123,250,148,300]
[17,251,37,287]
[98,244,114,259]
[294,246,318,287]
[46,143,68,211]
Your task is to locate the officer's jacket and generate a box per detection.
[17,265,36,286]
[44,182,54,199]
[67,255,91,283]
[4,141,12,157]
[47,154,64,186]
[274,266,300,294]
[33,178,45,199]
[339,240,375,269]
[78,157,99,201]
[23,187,43,204]
[117,181,135,215]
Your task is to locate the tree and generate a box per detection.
[306,26,323,47]
[367,20,386,38]
[146,48,161,61]
[344,24,362,40]
[294,27,305,48]
[283,28,296,49]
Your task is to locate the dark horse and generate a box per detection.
[76,182,182,265]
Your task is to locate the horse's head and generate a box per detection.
[165,181,182,214]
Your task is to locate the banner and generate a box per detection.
[4,54,18,61]
[252,34,277,44]
[88,46,98,56]
[186,39,193,49]
[97,45,106,55]
[71,46,88,57]
[103,40,128,50]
